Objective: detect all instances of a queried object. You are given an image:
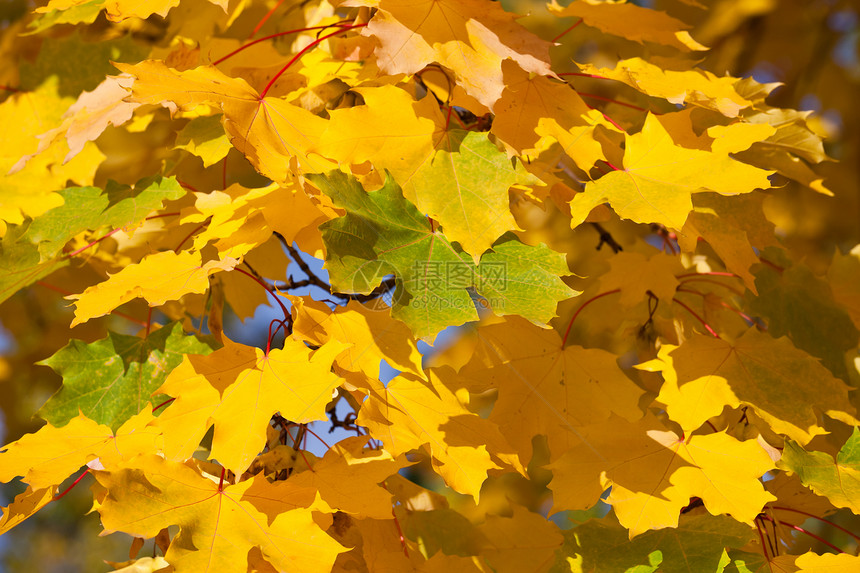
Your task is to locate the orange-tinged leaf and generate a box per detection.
[287,436,409,519]
[69,250,238,327]
[349,0,553,107]
[12,74,138,169]
[491,62,610,167]
[114,60,332,182]
[94,455,347,573]
[0,486,55,535]
[670,328,860,444]
[459,316,645,462]
[548,0,708,51]
[254,181,330,258]
[569,114,773,230]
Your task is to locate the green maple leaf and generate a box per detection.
[0,176,184,303]
[27,0,102,34]
[746,261,858,380]
[778,427,860,514]
[410,129,539,261]
[312,170,576,338]
[551,513,754,573]
[29,177,185,260]
[38,322,216,431]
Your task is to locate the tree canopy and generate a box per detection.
[1,0,859,571]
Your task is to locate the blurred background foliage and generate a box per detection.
[0,0,858,570]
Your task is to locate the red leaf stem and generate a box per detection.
[249,0,286,38]
[754,517,774,572]
[552,18,582,43]
[676,287,756,323]
[301,425,331,451]
[64,227,122,258]
[561,289,621,347]
[677,277,745,297]
[234,267,291,322]
[152,397,176,413]
[578,92,649,112]
[215,22,353,65]
[672,297,720,337]
[173,220,210,252]
[260,24,367,99]
[759,513,845,554]
[771,506,860,542]
[53,469,89,501]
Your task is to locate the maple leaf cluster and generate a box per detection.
[0,0,859,572]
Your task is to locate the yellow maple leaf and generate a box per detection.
[12,74,138,170]
[347,0,553,108]
[290,295,425,383]
[678,193,777,292]
[69,250,237,327]
[0,78,105,236]
[94,455,347,572]
[0,410,161,490]
[548,0,708,52]
[480,506,564,573]
[640,344,739,435]
[357,370,518,499]
[459,316,645,462]
[0,486,55,536]
[549,415,775,537]
[669,328,860,444]
[314,84,441,184]
[153,337,348,475]
[285,436,410,519]
[114,60,332,183]
[577,58,753,117]
[794,552,860,572]
[569,113,773,230]
[36,0,228,23]
[596,251,683,307]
